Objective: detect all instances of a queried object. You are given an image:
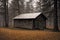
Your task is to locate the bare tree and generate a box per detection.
[8,0,19,27]
[5,0,9,27]
[40,0,59,31]
[0,0,9,27]
[0,0,6,27]
[54,0,59,31]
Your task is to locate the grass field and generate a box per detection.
[0,28,60,40]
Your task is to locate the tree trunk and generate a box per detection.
[4,0,9,27]
[54,0,59,31]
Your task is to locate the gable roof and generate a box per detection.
[13,12,41,19]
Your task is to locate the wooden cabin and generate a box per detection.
[13,12,47,29]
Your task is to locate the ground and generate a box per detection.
[0,28,60,40]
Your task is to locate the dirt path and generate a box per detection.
[0,28,60,40]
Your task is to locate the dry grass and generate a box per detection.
[0,28,60,40]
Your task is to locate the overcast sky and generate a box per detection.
[8,0,40,7]
[8,0,12,3]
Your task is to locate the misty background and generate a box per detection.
[0,0,60,30]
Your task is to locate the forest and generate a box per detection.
[0,0,60,40]
[0,0,60,31]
